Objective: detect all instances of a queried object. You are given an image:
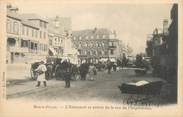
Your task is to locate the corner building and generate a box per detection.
[72,28,121,63]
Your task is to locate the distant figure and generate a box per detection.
[79,61,89,80]
[113,62,117,72]
[34,61,47,87]
[107,59,112,74]
[55,59,63,80]
[45,62,53,80]
[122,55,127,68]
[88,63,96,81]
[62,59,72,88]
[93,64,97,75]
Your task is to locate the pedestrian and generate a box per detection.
[107,59,112,74]
[55,59,64,80]
[93,64,97,75]
[88,63,95,81]
[62,58,72,88]
[34,61,47,87]
[45,62,53,80]
[31,61,40,80]
[79,61,89,80]
[113,62,117,72]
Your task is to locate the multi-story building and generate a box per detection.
[71,28,121,63]
[48,16,78,64]
[145,4,178,83]
[6,5,49,64]
[47,16,64,57]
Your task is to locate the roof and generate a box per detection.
[21,13,48,23]
[7,11,21,21]
[72,28,114,37]
[21,19,39,29]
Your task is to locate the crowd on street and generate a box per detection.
[30,57,131,88]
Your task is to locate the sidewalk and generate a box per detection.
[7,63,31,80]
[7,79,64,99]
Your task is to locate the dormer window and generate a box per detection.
[73,36,76,40]
[103,35,106,38]
[91,36,94,39]
[79,36,82,40]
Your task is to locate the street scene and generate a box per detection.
[5,2,178,106]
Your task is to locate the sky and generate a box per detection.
[9,0,173,55]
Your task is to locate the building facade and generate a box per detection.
[47,16,64,57]
[145,4,178,84]
[71,28,121,63]
[6,5,49,64]
[48,16,78,64]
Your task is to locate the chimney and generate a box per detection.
[163,19,169,35]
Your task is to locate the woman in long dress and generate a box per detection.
[35,61,47,87]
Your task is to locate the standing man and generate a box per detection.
[62,58,72,88]
[35,61,47,87]
[107,59,112,74]
[79,61,88,80]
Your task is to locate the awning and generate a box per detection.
[49,47,57,56]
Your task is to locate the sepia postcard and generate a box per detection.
[0,0,183,117]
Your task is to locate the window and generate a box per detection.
[35,30,38,38]
[102,42,105,47]
[7,19,11,33]
[78,43,81,48]
[13,22,19,34]
[98,43,100,47]
[96,35,99,39]
[44,32,46,39]
[90,42,93,47]
[86,43,88,47]
[32,29,34,37]
[85,36,88,39]
[44,22,47,29]
[55,37,57,42]
[40,21,42,27]
[22,25,25,35]
[103,35,106,39]
[101,51,104,55]
[110,49,114,55]
[95,51,98,55]
[49,40,52,46]
[109,42,113,46]
[40,31,42,38]
[21,40,28,47]
[73,36,76,40]
[84,51,87,55]
[93,51,96,55]
[98,51,102,55]
[26,27,29,36]
[105,51,108,55]
[90,51,92,55]
[87,51,90,55]
[31,42,34,49]
[79,36,82,40]
[91,36,94,39]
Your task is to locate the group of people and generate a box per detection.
[32,59,98,88]
[32,58,124,88]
